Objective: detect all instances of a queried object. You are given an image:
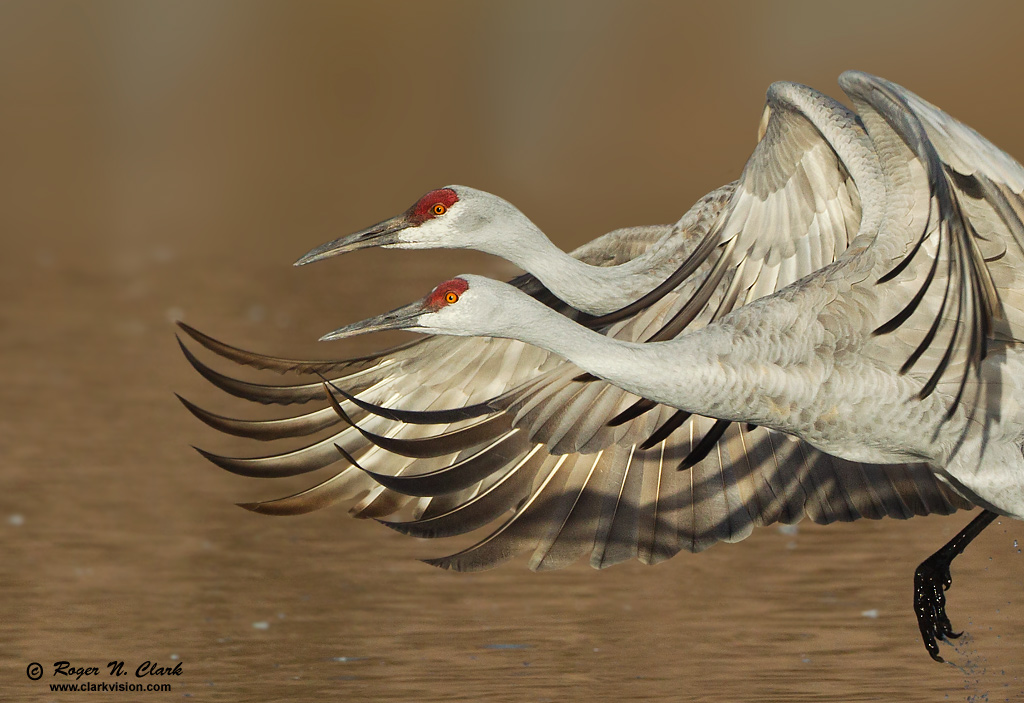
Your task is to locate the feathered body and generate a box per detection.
[180,72,1024,572]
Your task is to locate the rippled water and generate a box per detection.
[3,3,1024,701]
[2,234,1022,703]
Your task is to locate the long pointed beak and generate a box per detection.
[319,299,427,341]
[294,214,410,266]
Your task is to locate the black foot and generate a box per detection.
[914,552,961,663]
[912,510,997,663]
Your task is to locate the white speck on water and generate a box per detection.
[8,514,24,526]
[166,306,185,323]
[252,621,270,630]
[333,657,367,662]
[170,654,179,660]
[861,609,879,619]
[778,524,799,536]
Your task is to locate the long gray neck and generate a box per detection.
[499,226,679,316]
[483,289,810,433]
[481,184,735,316]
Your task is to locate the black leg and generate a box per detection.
[914,509,998,662]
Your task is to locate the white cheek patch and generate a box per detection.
[395,221,452,249]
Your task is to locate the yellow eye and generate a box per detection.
[433,203,447,216]
[445,291,459,304]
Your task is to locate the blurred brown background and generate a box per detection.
[2,2,1023,701]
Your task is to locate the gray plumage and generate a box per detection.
[181,73,1024,578]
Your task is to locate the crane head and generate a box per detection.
[319,275,519,341]
[294,187,462,266]
[294,186,535,266]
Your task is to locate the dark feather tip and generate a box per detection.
[334,443,364,470]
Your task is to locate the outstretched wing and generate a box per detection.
[180,322,971,572]
[181,79,978,570]
[521,80,872,450]
[716,80,865,304]
[836,72,1015,437]
[882,75,1024,338]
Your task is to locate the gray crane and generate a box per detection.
[180,72,1023,661]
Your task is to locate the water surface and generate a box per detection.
[2,3,1023,701]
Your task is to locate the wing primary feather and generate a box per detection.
[915,215,969,403]
[942,222,991,420]
[581,227,723,329]
[192,437,350,477]
[918,281,963,400]
[677,420,731,471]
[422,455,572,571]
[179,337,332,404]
[872,220,943,338]
[324,384,511,458]
[176,393,343,440]
[976,175,1024,255]
[590,444,637,568]
[876,224,930,284]
[608,398,658,427]
[319,374,498,423]
[530,452,606,571]
[333,443,365,471]
[897,254,951,375]
[176,320,422,374]
[381,445,546,540]
[648,237,737,342]
[852,73,999,415]
[236,466,371,515]
[640,410,693,450]
[351,431,524,496]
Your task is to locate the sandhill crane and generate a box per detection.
[179,72,1023,661]
[181,76,879,483]
[314,72,1024,659]
[180,77,886,529]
